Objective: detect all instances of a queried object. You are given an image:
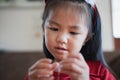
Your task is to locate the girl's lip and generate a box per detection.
[56,47,67,50]
[55,47,68,53]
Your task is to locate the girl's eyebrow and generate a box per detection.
[70,25,81,30]
[49,20,81,29]
[48,20,61,27]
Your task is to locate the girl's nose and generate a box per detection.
[56,33,68,45]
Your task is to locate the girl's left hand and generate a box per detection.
[60,53,89,80]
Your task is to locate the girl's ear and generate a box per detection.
[83,37,89,46]
[85,36,90,43]
[84,33,94,45]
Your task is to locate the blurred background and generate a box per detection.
[0,0,120,80]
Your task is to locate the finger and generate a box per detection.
[61,62,84,74]
[29,69,53,79]
[33,62,59,71]
[60,58,89,69]
[29,58,52,71]
[29,63,53,72]
[36,58,52,64]
[37,69,53,77]
[61,69,80,79]
[35,58,52,67]
[67,53,85,61]
[60,58,89,73]
[61,58,85,68]
[52,62,59,70]
[39,76,54,80]
[61,64,89,80]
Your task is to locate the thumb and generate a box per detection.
[52,62,59,70]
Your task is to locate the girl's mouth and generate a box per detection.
[55,47,68,54]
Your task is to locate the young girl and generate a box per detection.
[26,0,116,80]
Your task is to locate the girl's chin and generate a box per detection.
[54,57,62,62]
[55,59,61,62]
[55,55,68,62]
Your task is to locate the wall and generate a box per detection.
[0,0,114,52]
[0,3,44,51]
[96,0,114,51]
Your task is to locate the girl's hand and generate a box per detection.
[28,58,58,80]
[60,53,89,80]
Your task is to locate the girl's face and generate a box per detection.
[44,7,88,61]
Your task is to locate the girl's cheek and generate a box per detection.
[69,40,83,53]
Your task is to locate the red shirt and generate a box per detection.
[25,61,116,80]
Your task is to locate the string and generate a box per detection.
[56,63,61,80]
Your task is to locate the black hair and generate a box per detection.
[42,1,119,79]
[42,0,104,63]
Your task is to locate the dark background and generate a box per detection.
[0,51,120,80]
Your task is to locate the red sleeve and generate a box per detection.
[87,61,116,80]
[25,61,116,80]
[100,64,116,80]
[25,75,28,80]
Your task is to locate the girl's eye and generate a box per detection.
[48,27,58,31]
[70,32,80,35]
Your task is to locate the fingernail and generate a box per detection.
[51,76,54,80]
[56,63,61,72]
[45,74,50,77]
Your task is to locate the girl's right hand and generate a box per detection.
[28,58,58,80]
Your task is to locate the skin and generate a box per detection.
[28,5,89,80]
